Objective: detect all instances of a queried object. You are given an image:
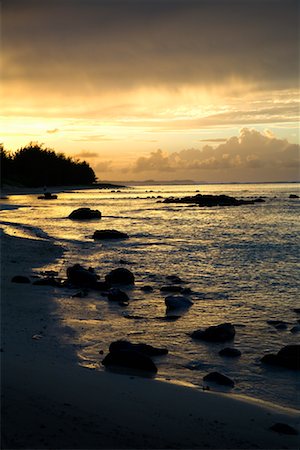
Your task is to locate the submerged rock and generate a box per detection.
[105,268,135,285]
[93,229,129,240]
[68,208,101,220]
[102,349,157,374]
[165,295,193,310]
[11,275,30,284]
[289,194,299,199]
[191,323,235,342]
[109,340,168,356]
[218,347,241,357]
[203,371,235,387]
[261,344,300,370]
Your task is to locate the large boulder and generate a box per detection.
[66,264,98,288]
[203,371,235,387]
[109,340,168,356]
[261,345,300,370]
[93,230,129,240]
[270,423,298,435]
[191,323,235,342]
[102,349,157,374]
[165,295,193,310]
[289,194,299,199]
[68,208,101,220]
[105,268,135,285]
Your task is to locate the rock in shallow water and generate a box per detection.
[105,268,135,285]
[68,207,101,220]
[107,288,129,302]
[218,347,241,357]
[203,371,235,387]
[191,323,235,342]
[93,229,129,240]
[109,340,168,356]
[165,295,193,310]
[261,344,300,370]
[102,349,157,374]
[66,264,98,288]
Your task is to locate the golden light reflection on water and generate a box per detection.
[1,183,300,409]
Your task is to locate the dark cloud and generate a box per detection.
[3,0,299,93]
[130,128,300,173]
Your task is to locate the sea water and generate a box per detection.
[1,183,299,409]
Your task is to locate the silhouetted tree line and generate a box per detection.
[0,143,96,187]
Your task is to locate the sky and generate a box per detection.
[2,0,299,182]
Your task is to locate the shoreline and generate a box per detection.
[1,231,300,448]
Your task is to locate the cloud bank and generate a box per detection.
[118,129,299,181]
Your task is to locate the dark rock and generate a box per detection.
[160,285,184,293]
[191,323,235,342]
[109,340,168,356]
[140,285,153,292]
[289,194,299,199]
[166,275,184,284]
[33,277,62,287]
[270,423,298,435]
[72,290,88,298]
[160,315,181,322]
[219,347,241,357]
[293,308,300,314]
[105,268,135,285]
[203,371,235,387]
[107,288,129,302]
[102,350,157,373]
[11,275,30,284]
[119,259,133,265]
[66,264,98,288]
[93,229,129,240]
[163,193,264,207]
[290,325,300,333]
[37,193,57,200]
[165,295,193,310]
[267,320,288,330]
[261,345,300,370]
[94,281,111,291]
[68,208,101,220]
[181,287,192,295]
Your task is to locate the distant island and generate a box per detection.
[1,143,96,188]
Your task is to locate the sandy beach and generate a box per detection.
[1,231,300,449]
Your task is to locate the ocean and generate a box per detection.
[1,183,299,410]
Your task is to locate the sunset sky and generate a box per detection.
[2,0,299,182]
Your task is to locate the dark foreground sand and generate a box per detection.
[1,232,299,449]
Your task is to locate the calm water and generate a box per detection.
[1,183,299,409]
